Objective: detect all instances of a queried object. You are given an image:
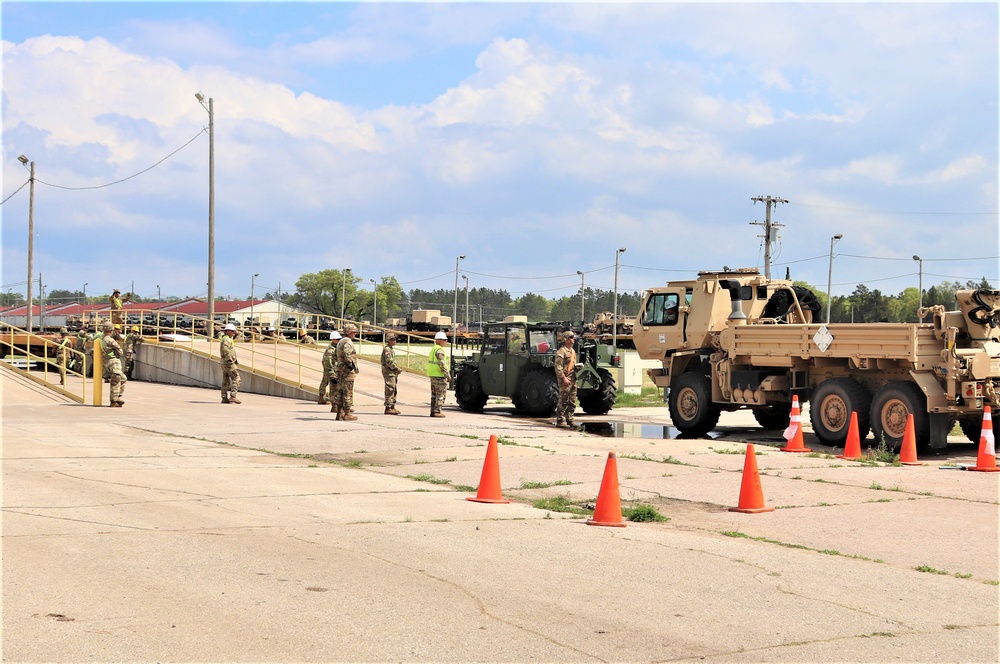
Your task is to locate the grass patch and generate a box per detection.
[622,504,669,522]
[862,437,900,465]
[614,386,664,408]
[722,530,880,561]
[915,564,949,575]
[620,452,692,465]
[444,456,458,462]
[518,479,573,489]
[532,494,591,516]
[459,434,479,440]
[709,446,744,455]
[406,473,451,485]
[452,484,476,493]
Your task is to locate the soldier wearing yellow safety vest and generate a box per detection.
[426,331,452,417]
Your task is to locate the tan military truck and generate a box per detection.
[633,268,1000,451]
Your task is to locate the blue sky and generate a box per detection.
[2,2,997,306]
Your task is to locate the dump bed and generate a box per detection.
[719,323,944,371]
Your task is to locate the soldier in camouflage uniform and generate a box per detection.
[55,327,72,385]
[220,323,241,404]
[426,331,451,417]
[123,326,143,379]
[299,329,318,345]
[381,333,402,415]
[318,330,341,405]
[109,289,131,326]
[554,330,578,427]
[334,324,359,421]
[100,323,127,407]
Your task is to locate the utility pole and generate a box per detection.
[750,195,788,280]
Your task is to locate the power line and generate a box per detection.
[0,179,30,206]
[793,202,997,216]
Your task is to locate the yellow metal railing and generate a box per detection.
[2,309,461,403]
[0,322,91,404]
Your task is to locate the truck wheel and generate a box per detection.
[753,402,792,429]
[580,369,617,415]
[809,378,871,445]
[668,372,721,437]
[958,417,982,444]
[519,369,559,416]
[871,382,929,451]
[454,366,488,413]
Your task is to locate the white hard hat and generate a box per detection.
[331,331,342,340]
[434,331,448,340]
[224,323,237,332]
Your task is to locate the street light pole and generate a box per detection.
[613,247,626,347]
[251,273,259,327]
[464,275,471,330]
[370,278,377,325]
[156,284,160,302]
[341,268,350,323]
[18,155,34,331]
[913,255,924,321]
[826,234,843,324]
[83,282,88,305]
[453,255,465,342]
[195,93,215,338]
[576,270,585,326]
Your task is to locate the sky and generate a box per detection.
[2,1,998,308]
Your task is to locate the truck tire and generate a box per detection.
[668,372,721,437]
[871,381,929,451]
[810,378,871,445]
[580,369,617,415]
[958,417,982,444]
[454,366,488,412]
[519,369,559,416]
[753,402,792,430]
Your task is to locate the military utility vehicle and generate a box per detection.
[452,321,618,416]
[633,268,1000,451]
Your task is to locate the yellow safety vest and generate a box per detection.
[426,342,445,378]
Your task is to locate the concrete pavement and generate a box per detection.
[2,365,998,662]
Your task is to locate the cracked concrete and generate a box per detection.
[2,365,998,662]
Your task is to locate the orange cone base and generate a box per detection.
[728,505,775,514]
[586,518,626,527]
[900,460,924,466]
[466,496,511,503]
[780,446,813,453]
[836,454,861,460]
[969,465,1000,472]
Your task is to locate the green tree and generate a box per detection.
[46,289,85,305]
[287,269,360,319]
[514,293,551,320]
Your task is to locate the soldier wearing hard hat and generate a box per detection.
[220,323,241,404]
[426,331,452,417]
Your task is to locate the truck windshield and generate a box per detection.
[642,293,680,326]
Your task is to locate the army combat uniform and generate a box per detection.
[381,338,402,414]
[123,329,143,379]
[220,330,241,404]
[100,327,127,407]
[334,329,359,421]
[56,330,72,385]
[554,334,578,427]
[426,337,451,417]
[318,340,338,405]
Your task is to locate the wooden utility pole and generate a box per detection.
[750,195,788,279]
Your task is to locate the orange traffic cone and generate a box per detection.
[587,452,626,527]
[781,395,812,453]
[729,444,775,513]
[466,435,511,503]
[970,406,1000,472]
[898,414,923,466]
[837,411,863,460]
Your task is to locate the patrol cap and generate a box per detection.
[434,331,448,340]
[113,288,120,294]
[386,333,397,341]
[60,327,68,334]
[563,330,576,339]
[224,323,237,332]
[344,323,358,334]
[102,322,114,332]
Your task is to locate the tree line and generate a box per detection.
[11,272,993,326]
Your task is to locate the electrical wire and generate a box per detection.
[0,179,30,206]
